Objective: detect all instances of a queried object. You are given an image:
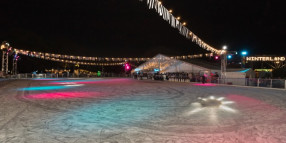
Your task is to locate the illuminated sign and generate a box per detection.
[254,69,273,72]
[246,57,286,62]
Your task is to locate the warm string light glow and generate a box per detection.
[14,48,214,64]
[144,0,220,54]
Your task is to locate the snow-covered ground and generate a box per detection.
[0,78,286,143]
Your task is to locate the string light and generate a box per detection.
[145,0,220,54]
[15,48,213,63]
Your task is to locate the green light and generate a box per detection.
[97,71,101,77]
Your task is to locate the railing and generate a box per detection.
[146,75,286,90]
[216,78,286,89]
[5,73,131,79]
[3,74,286,90]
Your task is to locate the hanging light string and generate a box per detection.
[21,54,125,66]
[14,48,213,63]
[13,49,124,66]
[143,0,220,54]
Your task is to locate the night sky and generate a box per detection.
[1,0,285,58]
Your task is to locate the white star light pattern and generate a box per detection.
[186,96,237,123]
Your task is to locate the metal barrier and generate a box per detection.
[10,73,129,79]
[217,78,286,89]
[2,74,286,90]
[165,77,286,89]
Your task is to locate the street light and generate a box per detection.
[1,41,9,50]
[221,45,228,82]
[223,45,227,50]
[241,51,248,68]
[241,51,248,56]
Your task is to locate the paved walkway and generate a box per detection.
[1,78,286,143]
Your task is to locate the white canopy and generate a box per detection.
[132,54,210,74]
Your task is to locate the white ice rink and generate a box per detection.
[1,78,286,143]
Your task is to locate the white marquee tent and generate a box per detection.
[132,54,254,79]
[132,54,212,76]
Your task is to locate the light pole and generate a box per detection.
[241,51,248,68]
[220,46,227,83]
[1,41,10,74]
[12,51,20,75]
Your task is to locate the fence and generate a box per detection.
[2,74,286,90]
[155,76,286,90]
[216,78,286,89]
[5,73,131,79]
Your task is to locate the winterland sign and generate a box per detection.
[246,57,286,62]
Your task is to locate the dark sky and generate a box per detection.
[0,0,285,57]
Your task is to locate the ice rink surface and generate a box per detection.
[1,78,286,143]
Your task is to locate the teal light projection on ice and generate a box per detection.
[19,86,74,91]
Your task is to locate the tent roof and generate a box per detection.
[133,54,210,73]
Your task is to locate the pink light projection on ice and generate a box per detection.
[193,83,217,87]
[25,92,104,99]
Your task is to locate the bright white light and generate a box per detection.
[241,51,248,56]
[187,96,237,122]
[221,101,235,105]
[223,46,227,50]
[186,96,237,117]
[60,82,76,84]
[188,107,205,115]
[217,97,224,101]
[209,108,218,123]
[191,102,202,107]
[64,84,84,87]
[219,105,236,113]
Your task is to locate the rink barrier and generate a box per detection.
[5,73,131,79]
[163,77,286,90]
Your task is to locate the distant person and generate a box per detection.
[201,75,206,84]
[162,74,166,81]
[214,72,219,83]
